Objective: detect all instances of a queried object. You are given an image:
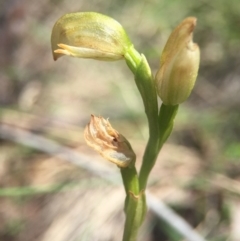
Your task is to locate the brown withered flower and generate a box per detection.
[84,115,136,168]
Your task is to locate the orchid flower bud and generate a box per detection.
[84,115,136,168]
[51,12,133,61]
[155,17,200,106]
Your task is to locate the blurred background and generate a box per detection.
[0,0,240,240]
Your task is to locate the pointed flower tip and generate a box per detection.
[155,16,200,106]
[84,115,136,168]
[51,12,133,61]
[174,17,197,39]
[181,17,197,31]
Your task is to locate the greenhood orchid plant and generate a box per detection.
[51,12,200,241]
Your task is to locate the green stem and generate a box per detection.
[120,166,146,241]
[139,104,179,190]
[158,104,179,149]
[121,165,139,196]
[124,47,160,240]
[125,47,161,191]
[123,47,179,240]
[124,46,142,73]
[139,133,160,190]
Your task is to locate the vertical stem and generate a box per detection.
[120,166,146,241]
[122,193,146,241]
[125,48,161,191]
[124,48,160,240]
[123,47,179,240]
[121,165,139,196]
[139,104,179,190]
[158,104,179,148]
[139,134,160,190]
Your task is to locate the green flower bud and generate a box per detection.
[84,115,136,168]
[51,12,133,61]
[155,17,200,106]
